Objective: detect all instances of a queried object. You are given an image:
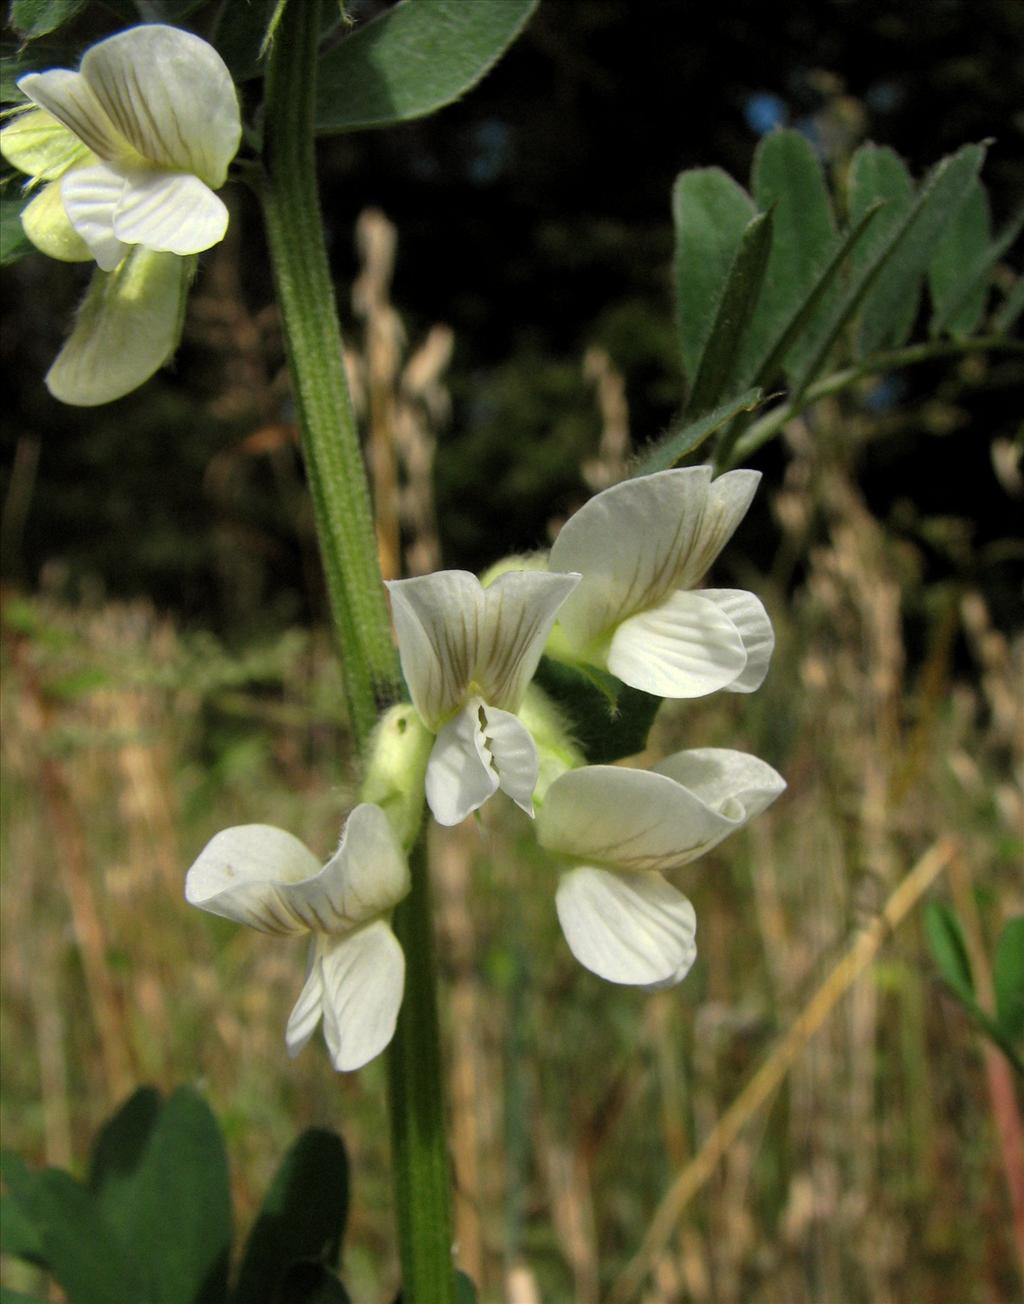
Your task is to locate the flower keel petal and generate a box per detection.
[285,944,324,1059]
[60,162,128,270]
[697,589,775,693]
[113,171,228,256]
[425,702,499,826]
[480,704,539,817]
[608,588,747,697]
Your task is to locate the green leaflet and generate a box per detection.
[928,177,992,337]
[673,167,756,384]
[848,143,917,352]
[8,0,87,40]
[737,128,838,385]
[931,204,1023,339]
[994,918,1024,1044]
[315,0,538,134]
[632,387,763,476]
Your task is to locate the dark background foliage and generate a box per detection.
[2,0,1021,631]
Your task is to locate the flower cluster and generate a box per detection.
[186,467,785,1069]
[1,24,241,405]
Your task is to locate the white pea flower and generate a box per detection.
[548,467,775,699]
[536,749,785,987]
[1,24,241,405]
[387,569,581,827]
[185,804,409,1072]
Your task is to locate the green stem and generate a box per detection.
[260,0,399,750]
[388,833,456,1301]
[720,334,1024,470]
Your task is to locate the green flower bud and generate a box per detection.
[359,704,434,849]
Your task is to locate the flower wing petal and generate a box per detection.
[285,943,323,1059]
[607,588,747,697]
[697,589,775,692]
[556,866,697,987]
[549,467,713,651]
[538,764,742,872]
[81,24,241,186]
[675,469,761,588]
[17,69,128,161]
[319,920,405,1071]
[45,247,190,406]
[475,570,580,709]
[113,171,228,255]
[387,571,483,727]
[481,704,539,817]
[653,747,785,848]
[60,162,128,269]
[185,824,323,935]
[425,702,499,826]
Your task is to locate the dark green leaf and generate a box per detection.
[1,1153,148,1304]
[685,208,774,416]
[1,189,33,266]
[8,0,87,40]
[128,1086,231,1304]
[924,900,974,1004]
[993,917,1024,1043]
[928,177,992,337]
[736,128,838,384]
[315,0,538,134]
[211,0,340,83]
[795,143,988,394]
[672,167,755,384]
[232,1129,349,1304]
[993,275,1024,334]
[88,1086,162,1241]
[932,205,1024,339]
[0,1191,45,1264]
[456,1271,479,1303]
[632,387,763,477]
[533,658,661,765]
[277,1263,352,1304]
[752,202,883,391]
[847,144,917,352]
[1,1289,51,1304]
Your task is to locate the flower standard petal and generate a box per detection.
[538,764,741,872]
[697,589,775,693]
[387,571,483,727]
[316,802,411,925]
[319,920,406,1071]
[555,866,697,987]
[17,69,130,162]
[474,570,581,710]
[45,247,191,406]
[80,24,241,187]
[112,171,229,256]
[607,588,748,697]
[425,701,500,827]
[674,469,761,589]
[653,747,786,842]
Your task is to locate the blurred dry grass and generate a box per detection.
[2,214,1022,1303]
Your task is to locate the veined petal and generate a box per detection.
[549,467,714,651]
[21,181,92,261]
[315,802,411,926]
[425,701,500,826]
[185,824,323,935]
[675,469,761,589]
[81,25,241,187]
[387,570,482,727]
[60,162,128,270]
[285,943,323,1059]
[698,589,775,692]
[474,570,581,710]
[538,763,754,872]
[480,704,539,817]
[112,170,228,255]
[653,747,786,844]
[18,69,130,162]
[607,588,747,697]
[556,866,697,987]
[320,920,405,1071]
[0,106,92,182]
[45,247,190,406]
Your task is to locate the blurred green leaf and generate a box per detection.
[456,1271,479,1303]
[1,188,33,265]
[533,657,661,764]
[993,275,1024,334]
[737,128,837,384]
[88,1086,162,1243]
[233,1128,349,1304]
[1,1290,50,1303]
[315,0,537,134]
[128,1086,231,1304]
[0,1190,45,1264]
[685,208,773,416]
[924,900,974,1004]
[672,167,755,384]
[633,387,763,476]
[278,1263,352,1304]
[8,0,87,39]
[848,144,917,352]
[928,177,991,337]
[931,205,1024,339]
[1,1152,148,1304]
[993,917,1024,1043]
